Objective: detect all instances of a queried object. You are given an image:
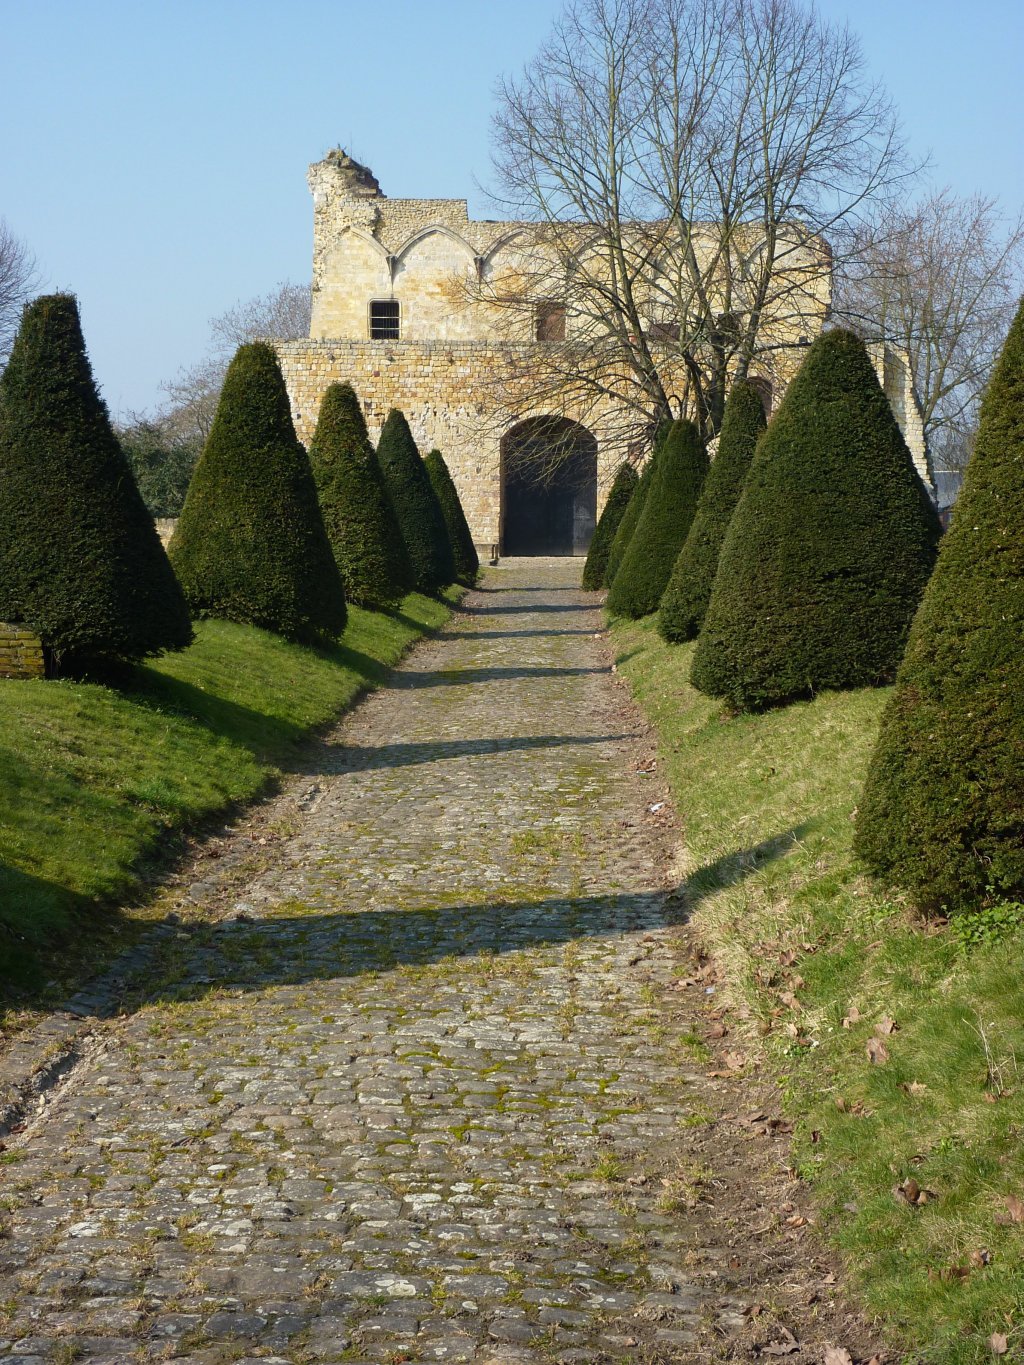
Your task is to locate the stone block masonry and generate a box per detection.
[278,339,626,549]
[0,623,45,679]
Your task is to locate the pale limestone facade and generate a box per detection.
[279,151,931,553]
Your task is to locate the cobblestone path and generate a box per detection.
[0,562,834,1365]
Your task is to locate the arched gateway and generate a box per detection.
[500,417,597,557]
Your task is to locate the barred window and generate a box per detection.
[369,299,400,340]
[535,301,566,342]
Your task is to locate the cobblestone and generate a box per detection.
[0,560,861,1364]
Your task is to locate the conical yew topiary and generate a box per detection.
[658,382,766,642]
[308,383,412,607]
[169,342,346,645]
[582,462,639,590]
[425,448,479,585]
[855,299,1024,912]
[691,329,942,710]
[0,293,192,670]
[376,409,454,592]
[607,420,708,619]
[604,418,671,586]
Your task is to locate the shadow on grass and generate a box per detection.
[0,864,122,1005]
[680,827,808,913]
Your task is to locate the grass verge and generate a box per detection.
[0,591,454,1017]
[613,613,1024,1365]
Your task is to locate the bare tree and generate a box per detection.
[208,280,312,357]
[835,189,1024,472]
[160,280,311,442]
[482,0,910,456]
[0,219,40,364]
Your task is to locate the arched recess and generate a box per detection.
[500,416,597,556]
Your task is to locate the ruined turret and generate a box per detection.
[321,149,384,197]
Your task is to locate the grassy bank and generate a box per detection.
[0,592,453,1014]
[613,613,1024,1365]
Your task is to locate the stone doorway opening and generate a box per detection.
[500,417,597,556]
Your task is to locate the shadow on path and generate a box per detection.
[393,666,610,688]
[130,829,806,1011]
[323,732,633,772]
[458,603,587,616]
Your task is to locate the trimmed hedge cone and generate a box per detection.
[169,342,346,645]
[308,383,412,607]
[425,448,479,585]
[691,329,942,710]
[603,418,671,586]
[0,293,192,669]
[855,298,1024,913]
[376,410,454,593]
[582,462,639,590]
[658,382,766,643]
[607,419,708,620]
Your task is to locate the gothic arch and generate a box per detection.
[394,225,478,265]
[500,416,597,556]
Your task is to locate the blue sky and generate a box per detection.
[2,0,1022,418]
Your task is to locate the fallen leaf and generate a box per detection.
[785,1214,808,1227]
[780,990,802,1011]
[824,1349,854,1365]
[878,1015,899,1035]
[989,1332,1008,1355]
[707,1023,728,1039]
[779,949,798,967]
[762,1325,799,1356]
[866,1036,890,1065]
[894,1177,935,1206]
[1003,1195,1024,1224]
[970,1249,993,1268]
[725,1050,747,1071]
[929,1265,970,1282]
[834,1097,847,1113]
[842,1006,862,1029]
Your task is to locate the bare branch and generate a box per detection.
[482,0,910,453]
[0,220,40,365]
[834,188,1024,468]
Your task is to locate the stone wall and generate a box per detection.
[288,152,933,554]
[278,339,628,548]
[0,624,44,680]
[867,342,932,491]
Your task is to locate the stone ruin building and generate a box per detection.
[278,150,930,559]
